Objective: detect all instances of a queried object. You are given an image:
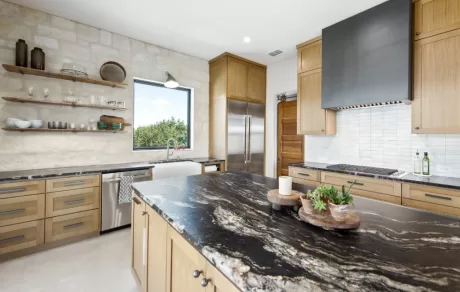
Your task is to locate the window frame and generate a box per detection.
[132,78,192,151]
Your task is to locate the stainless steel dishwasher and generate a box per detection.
[101,168,151,232]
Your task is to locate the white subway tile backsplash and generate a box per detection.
[306,104,460,178]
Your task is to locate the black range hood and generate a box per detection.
[321,0,412,110]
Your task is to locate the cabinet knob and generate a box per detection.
[321,129,325,132]
[416,32,421,35]
[141,211,147,216]
[201,278,210,287]
[192,270,203,278]
[415,127,420,130]
[403,204,407,207]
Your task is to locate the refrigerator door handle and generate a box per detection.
[247,115,252,163]
[243,115,248,163]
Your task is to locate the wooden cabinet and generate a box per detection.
[205,262,240,292]
[247,64,266,104]
[321,172,402,204]
[0,194,45,227]
[210,53,267,104]
[297,37,322,73]
[413,29,460,133]
[296,38,336,136]
[46,174,100,193]
[0,220,44,255]
[414,0,460,40]
[45,187,100,217]
[0,180,45,199]
[131,194,146,286]
[402,183,460,217]
[44,209,99,243]
[166,226,207,292]
[288,167,320,187]
[227,57,248,101]
[146,207,168,292]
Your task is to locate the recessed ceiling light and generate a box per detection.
[243,37,251,43]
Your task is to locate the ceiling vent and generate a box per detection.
[268,49,283,57]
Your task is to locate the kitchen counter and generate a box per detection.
[0,158,224,182]
[290,161,460,190]
[132,172,460,292]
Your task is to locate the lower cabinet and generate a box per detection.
[132,196,240,292]
[44,209,99,243]
[0,220,44,255]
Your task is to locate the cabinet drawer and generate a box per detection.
[289,167,320,182]
[0,180,45,199]
[46,187,100,217]
[402,184,460,208]
[46,175,100,193]
[0,194,45,227]
[321,172,401,197]
[292,177,320,188]
[328,184,401,205]
[403,198,460,217]
[45,209,99,243]
[0,220,44,255]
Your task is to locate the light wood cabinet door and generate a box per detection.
[166,227,206,292]
[0,194,45,227]
[146,208,168,292]
[44,209,99,243]
[45,187,100,217]
[0,220,44,255]
[46,175,100,193]
[298,39,322,73]
[413,29,460,134]
[414,0,460,40]
[247,64,266,104]
[132,194,146,286]
[205,262,239,292]
[297,69,336,135]
[0,180,45,199]
[227,57,248,101]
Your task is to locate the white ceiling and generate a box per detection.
[7,0,388,65]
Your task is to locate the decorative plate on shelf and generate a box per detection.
[100,61,126,83]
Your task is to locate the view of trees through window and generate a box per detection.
[133,80,191,150]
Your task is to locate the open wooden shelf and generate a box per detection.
[2,64,128,88]
[2,96,127,111]
[2,128,126,133]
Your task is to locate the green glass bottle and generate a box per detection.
[422,152,430,175]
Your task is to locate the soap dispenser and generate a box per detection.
[413,150,421,174]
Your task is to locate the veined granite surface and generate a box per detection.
[290,161,460,190]
[132,172,460,292]
[0,158,224,182]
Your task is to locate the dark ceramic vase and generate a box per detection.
[31,47,44,70]
[15,39,28,67]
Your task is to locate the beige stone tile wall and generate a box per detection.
[0,1,209,171]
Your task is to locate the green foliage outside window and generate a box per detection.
[133,117,188,149]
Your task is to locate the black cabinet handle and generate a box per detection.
[425,193,452,201]
[63,222,83,229]
[0,208,25,215]
[298,173,310,177]
[348,181,364,186]
[0,235,24,243]
[132,197,141,205]
[64,199,84,205]
[0,188,25,194]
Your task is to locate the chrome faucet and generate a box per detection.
[166,138,177,160]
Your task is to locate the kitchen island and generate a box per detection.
[131,172,460,292]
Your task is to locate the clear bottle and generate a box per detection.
[422,152,430,175]
[414,150,421,174]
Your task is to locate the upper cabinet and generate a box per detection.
[414,0,460,40]
[209,53,267,104]
[297,37,322,73]
[296,38,336,135]
[413,29,460,133]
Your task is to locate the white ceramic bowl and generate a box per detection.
[15,120,32,129]
[30,120,44,128]
[6,118,21,128]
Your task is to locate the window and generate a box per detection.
[133,79,192,150]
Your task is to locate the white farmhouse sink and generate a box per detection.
[151,161,202,180]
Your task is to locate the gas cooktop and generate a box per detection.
[326,164,398,176]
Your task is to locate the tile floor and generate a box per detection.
[0,229,139,292]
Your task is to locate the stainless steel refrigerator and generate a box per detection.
[227,100,265,175]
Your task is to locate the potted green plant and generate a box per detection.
[300,189,319,214]
[327,183,355,222]
[300,186,330,214]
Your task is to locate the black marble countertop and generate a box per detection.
[0,158,224,182]
[132,172,460,292]
[290,161,460,190]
